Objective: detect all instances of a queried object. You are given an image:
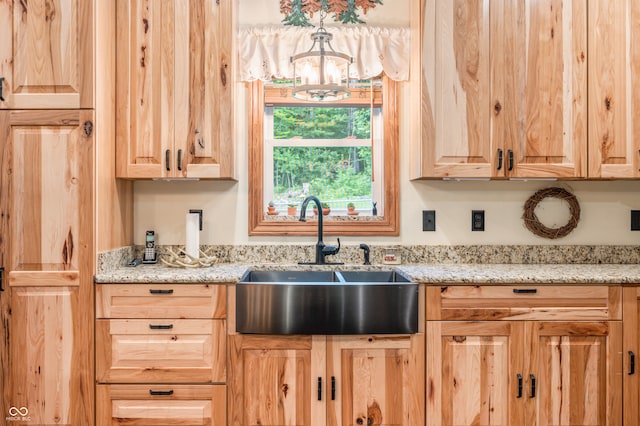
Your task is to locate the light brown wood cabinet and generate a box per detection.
[95,283,227,425]
[426,285,623,426]
[412,0,587,179]
[623,287,640,424]
[228,334,424,426]
[587,1,640,178]
[0,0,94,109]
[115,0,234,179]
[0,110,95,424]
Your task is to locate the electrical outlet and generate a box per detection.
[472,210,485,231]
[632,210,640,231]
[189,209,203,231]
[423,210,436,231]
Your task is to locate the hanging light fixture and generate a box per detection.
[290,11,353,101]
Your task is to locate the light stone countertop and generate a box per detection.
[94,262,640,284]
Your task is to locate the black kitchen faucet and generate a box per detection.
[299,195,341,265]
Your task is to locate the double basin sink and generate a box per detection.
[236,270,418,335]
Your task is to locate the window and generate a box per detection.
[248,76,399,236]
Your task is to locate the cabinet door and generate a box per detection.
[505,0,587,178]
[526,321,622,426]
[623,287,640,425]
[426,321,524,426]
[175,0,234,179]
[414,0,587,179]
[116,0,234,179]
[326,334,424,426]
[228,335,326,426]
[0,0,93,109]
[0,110,94,425]
[417,0,495,178]
[116,0,174,178]
[588,1,640,178]
[97,384,226,426]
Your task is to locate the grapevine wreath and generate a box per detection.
[522,187,580,239]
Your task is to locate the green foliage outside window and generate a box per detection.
[274,107,371,139]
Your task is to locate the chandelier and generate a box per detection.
[290,11,353,101]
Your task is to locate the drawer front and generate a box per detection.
[96,283,226,319]
[96,319,226,383]
[97,384,226,425]
[426,285,621,321]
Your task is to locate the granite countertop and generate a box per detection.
[94,262,640,284]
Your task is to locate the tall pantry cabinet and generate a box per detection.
[0,1,95,424]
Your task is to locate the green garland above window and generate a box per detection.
[280,0,384,26]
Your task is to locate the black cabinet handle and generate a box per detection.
[0,267,4,292]
[149,324,173,330]
[317,377,322,401]
[530,374,536,398]
[177,149,183,171]
[630,351,636,375]
[149,289,173,295]
[508,149,514,171]
[517,373,523,398]
[331,376,336,400]
[497,148,503,170]
[165,149,171,171]
[0,77,5,101]
[513,288,537,294]
[149,389,174,396]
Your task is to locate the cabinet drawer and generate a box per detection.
[426,285,621,321]
[96,384,226,425]
[96,284,226,318]
[96,319,226,383]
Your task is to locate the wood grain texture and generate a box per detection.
[0,0,93,109]
[416,0,587,178]
[623,287,640,424]
[96,319,226,384]
[96,283,226,319]
[426,321,524,426]
[326,334,425,426]
[116,0,234,179]
[228,334,319,426]
[95,0,133,251]
[97,384,226,425]
[526,321,622,426]
[426,285,620,321]
[588,0,640,178]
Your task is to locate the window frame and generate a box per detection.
[248,76,399,236]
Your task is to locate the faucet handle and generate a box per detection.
[322,238,341,256]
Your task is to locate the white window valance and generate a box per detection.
[238,25,410,82]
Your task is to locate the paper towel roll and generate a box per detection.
[186,213,200,260]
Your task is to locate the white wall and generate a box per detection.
[132,0,640,246]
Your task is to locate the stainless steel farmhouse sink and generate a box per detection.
[236,269,418,335]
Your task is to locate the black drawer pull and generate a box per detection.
[317,377,322,401]
[149,324,173,330]
[149,289,174,295]
[149,389,174,396]
[165,149,171,171]
[517,373,523,398]
[630,351,636,375]
[513,289,537,294]
[0,77,5,101]
[529,374,536,398]
[177,149,183,171]
[508,149,514,171]
[497,148,503,170]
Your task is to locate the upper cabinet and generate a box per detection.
[588,1,640,178]
[412,0,588,179]
[0,0,93,109]
[116,0,235,179]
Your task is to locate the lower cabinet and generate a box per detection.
[95,283,227,425]
[624,287,640,425]
[97,384,226,425]
[426,285,623,426]
[228,333,424,426]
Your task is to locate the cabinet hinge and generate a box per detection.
[83,121,93,137]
